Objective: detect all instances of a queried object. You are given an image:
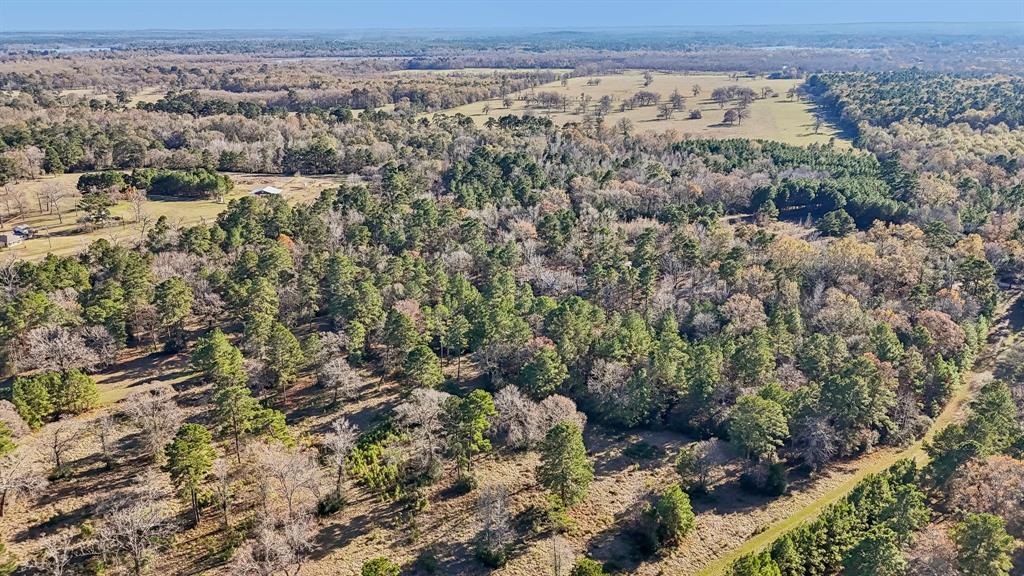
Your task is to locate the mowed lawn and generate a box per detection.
[436,71,848,146]
[1,172,350,260]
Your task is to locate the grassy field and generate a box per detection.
[1,172,349,260]
[436,71,847,146]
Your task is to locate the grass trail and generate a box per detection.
[696,291,1019,576]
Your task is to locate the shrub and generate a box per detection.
[740,463,788,496]
[651,484,696,547]
[361,557,400,576]
[474,541,508,568]
[317,492,346,517]
[570,558,607,576]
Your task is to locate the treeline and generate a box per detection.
[75,167,234,208]
[805,70,1024,130]
[730,372,1022,576]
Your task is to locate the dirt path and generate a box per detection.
[695,291,1020,576]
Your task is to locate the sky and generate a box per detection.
[1,0,1022,31]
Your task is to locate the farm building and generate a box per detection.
[251,185,283,196]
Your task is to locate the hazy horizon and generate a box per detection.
[2,0,1022,32]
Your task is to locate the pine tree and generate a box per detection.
[12,374,53,429]
[213,383,261,459]
[444,389,496,479]
[519,347,568,400]
[841,526,905,576]
[953,513,1014,576]
[729,395,789,462]
[537,421,593,508]
[164,423,215,526]
[266,322,304,395]
[191,328,246,387]
[731,551,782,576]
[652,483,696,546]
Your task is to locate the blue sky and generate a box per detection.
[2,0,1022,31]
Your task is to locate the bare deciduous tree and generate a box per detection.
[318,356,360,406]
[41,181,71,224]
[231,515,315,576]
[790,416,837,471]
[477,484,513,558]
[124,389,183,461]
[0,450,46,516]
[905,524,957,576]
[0,400,29,439]
[95,492,175,576]
[93,413,120,468]
[80,325,120,368]
[322,418,358,498]
[250,442,323,521]
[19,325,99,373]
[32,532,77,576]
[394,388,451,476]
[39,417,83,474]
[211,458,234,529]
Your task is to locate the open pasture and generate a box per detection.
[437,71,848,146]
[0,172,349,260]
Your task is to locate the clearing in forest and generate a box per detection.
[0,172,349,260]
[437,71,849,146]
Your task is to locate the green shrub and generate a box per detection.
[361,557,400,576]
[570,558,607,576]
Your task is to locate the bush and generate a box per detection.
[12,370,99,428]
[361,557,400,576]
[624,441,664,460]
[740,463,788,496]
[450,474,478,496]
[570,558,607,576]
[317,492,346,517]
[652,484,696,547]
[816,209,856,237]
[415,549,439,574]
[474,541,509,568]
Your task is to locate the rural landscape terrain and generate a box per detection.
[0,13,1022,576]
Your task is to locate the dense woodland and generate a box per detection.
[0,30,1021,576]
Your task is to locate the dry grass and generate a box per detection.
[435,71,848,146]
[0,172,350,260]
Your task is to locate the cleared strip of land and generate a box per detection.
[695,290,1020,576]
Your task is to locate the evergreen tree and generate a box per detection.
[49,369,99,415]
[651,483,696,546]
[537,421,593,508]
[841,527,905,576]
[403,344,443,388]
[870,323,904,363]
[953,513,1014,576]
[729,395,789,461]
[191,328,246,388]
[12,374,53,428]
[731,551,782,576]
[444,389,496,479]
[164,423,215,526]
[213,383,261,458]
[266,322,304,394]
[519,347,568,400]
[382,308,419,379]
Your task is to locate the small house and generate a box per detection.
[251,185,283,197]
[0,234,24,248]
